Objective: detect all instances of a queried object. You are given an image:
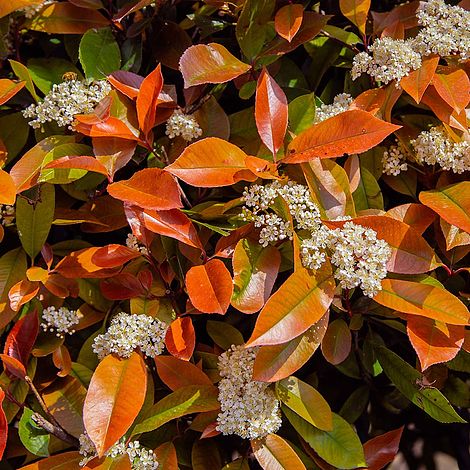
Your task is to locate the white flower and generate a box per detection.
[326,222,392,298]
[382,140,409,176]
[22,79,111,130]
[351,37,421,84]
[165,109,202,142]
[0,204,15,226]
[414,0,470,61]
[300,226,330,270]
[410,126,470,174]
[216,345,282,439]
[79,434,158,469]
[126,233,149,255]
[41,306,79,337]
[314,93,353,123]
[92,312,167,360]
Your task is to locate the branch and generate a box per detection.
[32,413,79,447]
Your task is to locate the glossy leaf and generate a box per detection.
[407,317,465,371]
[375,278,469,326]
[252,434,306,470]
[274,4,304,42]
[132,385,219,435]
[155,356,212,391]
[246,264,335,347]
[255,69,288,157]
[232,239,281,314]
[44,156,109,178]
[18,407,50,457]
[339,0,371,34]
[419,182,470,234]
[165,317,196,361]
[186,259,233,314]
[154,442,178,470]
[84,352,147,456]
[3,310,38,366]
[284,110,400,163]
[364,427,404,470]
[400,56,439,103]
[166,137,255,187]
[374,345,465,423]
[0,170,16,205]
[136,65,163,137]
[321,318,351,365]
[0,388,6,460]
[0,354,27,380]
[179,43,251,88]
[18,452,83,469]
[432,68,470,114]
[0,79,25,106]
[0,0,42,18]
[385,203,436,235]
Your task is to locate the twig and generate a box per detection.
[32,413,79,447]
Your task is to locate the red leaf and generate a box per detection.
[185,259,233,314]
[0,79,25,106]
[108,71,143,99]
[100,273,147,300]
[407,317,465,371]
[8,280,39,312]
[4,311,38,365]
[432,67,470,114]
[74,115,140,140]
[321,318,352,365]
[284,110,400,163]
[0,170,16,205]
[179,43,251,88]
[166,137,256,187]
[0,354,26,380]
[255,69,288,157]
[400,55,439,103]
[274,4,304,42]
[155,356,212,391]
[93,137,136,180]
[136,64,163,138]
[84,353,147,457]
[142,208,204,250]
[165,317,196,361]
[0,388,7,460]
[154,442,178,470]
[44,156,109,178]
[108,168,182,210]
[364,427,404,470]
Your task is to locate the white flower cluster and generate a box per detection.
[411,126,470,174]
[79,433,158,469]
[22,79,111,129]
[327,222,392,298]
[217,345,282,439]
[382,140,409,176]
[414,0,470,61]
[126,233,149,255]
[0,204,15,226]
[20,1,52,19]
[92,312,167,360]
[165,109,202,142]
[314,93,353,123]
[41,306,79,337]
[351,37,422,84]
[242,182,392,297]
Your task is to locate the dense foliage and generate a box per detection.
[0,0,469,469]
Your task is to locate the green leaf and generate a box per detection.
[18,408,50,457]
[79,27,121,81]
[207,321,244,350]
[16,184,55,259]
[339,385,370,423]
[289,93,316,135]
[374,345,466,423]
[132,385,220,435]
[353,167,384,211]
[283,407,366,469]
[276,376,333,431]
[27,58,82,94]
[9,60,39,102]
[0,113,29,163]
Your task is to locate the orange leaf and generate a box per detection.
[364,427,404,470]
[0,354,26,380]
[321,318,351,365]
[179,43,251,88]
[252,434,307,470]
[375,279,470,326]
[0,169,16,205]
[0,388,7,460]
[255,69,288,157]
[136,64,163,137]
[166,137,256,187]
[8,280,39,312]
[400,56,439,103]
[432,68,470,114]
[74,115,140,140]
[232,239,281,314]
[44,156,109,178]
[108,168,182,210]
[84,353,147,457]
[52,344,72,377]
[165,317,196,361]
[84,455,131,469]
[107,71,143,99]
[385,203,436,235]
[325,215,440,274]
[93,137,136,179]
[351,88,387,115]
[185,259,233,314]
[54,245,140,279]
[419,182,470,234]
[339,0,371,34]
[18,452,83,470]
[246,264,335,347]
[253,312,329,382]
[155,356,212,391]
[142,208,204,250]
[154,442,178,470]
[274,4,304,42]
[25,3,109,34]
[0,79,25,106]
[407,317,465,371]
[284,110,400,163]
[0,0,42,19]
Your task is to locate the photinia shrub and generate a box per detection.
[0,0,469,469]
